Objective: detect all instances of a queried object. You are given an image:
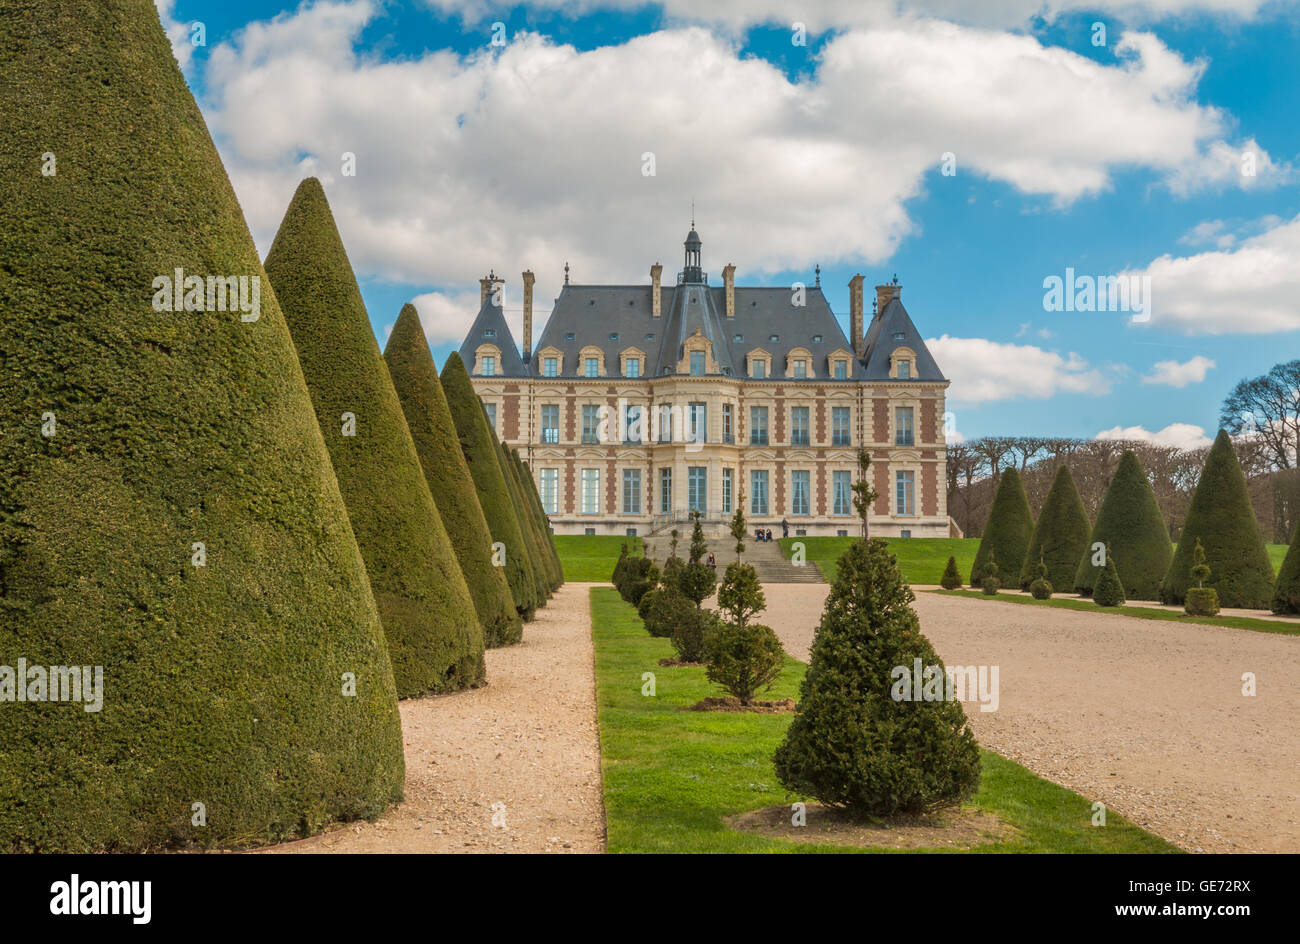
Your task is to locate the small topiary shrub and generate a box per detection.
[1028,553,1053,600]
[1093,545,1126,607]
[643,586,694,639]
[611,543,629,590]
[619,557,659,607]
[677,511,719,606]
[671,608,723,664]
[940,555,962,590]
[773,538,981,816]
[1184,538,1220,616]
[980,551,1000,595]
[637,587,660,622]
[705,621,785,703]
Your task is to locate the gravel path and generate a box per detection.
[264,582,606,854]
[761,583,1300,854]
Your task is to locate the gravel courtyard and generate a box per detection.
[761,584,1300,854]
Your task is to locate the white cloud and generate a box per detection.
[926,335,1110,404]
[155,0,194,72]
[1096,422,1213,450]
[408,289,490,345]
[194,2,1279,334]
[1127,213,1300,334]
[1142,354,1215,386]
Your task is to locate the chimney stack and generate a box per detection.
[651,262,663,318]
[875,278,900,317]
[849,274,864,354]
[723,263,736,318]
[522,269,535,360]
[479,270,503,307]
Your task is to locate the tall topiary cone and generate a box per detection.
[1161,430,1274,608]
[969,468,1033,587]
[1271,518,1300,615]
[384,305,522,647]
[1074,450,1171,600]
[774,539,981,815]
[265,179,484,695]
[0,1,403,851]
[442,352,540,619]
[510,447,563,589]
[1020,464,1090,591]
[492,431,550,603]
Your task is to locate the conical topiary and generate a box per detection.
[1161,430,1274,608]
[265,179,485,696]
[1093,546,1126,607]
[970,468,1033,587]
[773,539,981,815]
[442,352,540,619]
[505,444,561,592]
[940,555,962,590]
[493,434,550,603]
[384,304,521,647]
[512,448,563,586]
[1075,450,1171,600]
[1020,465,1090,591]
[0,1,403,851]
[1272,518,1300,615]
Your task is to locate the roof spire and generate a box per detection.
[814,263,821,286]
[564,261,569,285]
[690,197,694,229]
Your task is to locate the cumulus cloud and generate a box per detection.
[1095,422,1213,449]
[1127,213,1300,334]
[155,0,194,72]
[1142,355,1215,386]
[926,335,1110,403]
[195,1,1279,332]
[408,289,491,345]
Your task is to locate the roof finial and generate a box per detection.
[892,272,898,285]
[564,261,569,285]
[690,197,694,229]
[814,263,821,286]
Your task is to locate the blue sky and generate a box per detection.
[160,0,1300,446]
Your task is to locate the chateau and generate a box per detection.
[459,227,953,538]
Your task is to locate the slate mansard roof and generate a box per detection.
[458,229,946,384]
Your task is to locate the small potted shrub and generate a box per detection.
[1184,538,1220,617]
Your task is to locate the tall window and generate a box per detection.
[722,468,733,514]
[622,468,641,514]
[538,470,559,514]
[749,406,769,446]
[832,406,851,446]
[896,470,915,516]
[541,404,559,444]
[722,403,734,443]
[791,470,810,516]
[750,470,769,515]
[832,470,852,516]
[483,403,497,434]
[585,357,599,378]
[581,404,601,444]
[543,356,558,377]
[659,468,672,513]
[895,406,914,446]
[790,407,810,446]
[793,359,806,379]
[480,356,496,376]
[690,351,705,376]
[688,467,707,514]
[834,360,847,380]
[625,358,640,378]
[581,468,600,514]
[658,404,673,443]
[625,405,642,444]
[687,402,707,444]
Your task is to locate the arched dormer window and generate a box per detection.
[677,328,718,376]
[619,346,647,378]
[785,346,813,379]
[746,347,772,380]
[891,346,916,380]
[474,343,502,377]
[578,345,606,378]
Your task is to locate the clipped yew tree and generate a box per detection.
[0,2,403,851]
[1019,465,1090,591]
[442,352,540,619]
[1093,546,1127,607]
[384,305,521,647]
[1075,450,1171,600]
[774,539,981,815]
[1162,430,1274,608]
[266,179,485,695]
[969,468,1033,587]
[1273,519,1300,615]
[506,445,561,593]
[494,435,550,602]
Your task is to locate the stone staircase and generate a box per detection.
[641,535,825,584]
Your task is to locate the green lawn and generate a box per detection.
[553,535,642,581]
[592,587,1180,853]
[779,537,978,584]
[930,587,1300,636]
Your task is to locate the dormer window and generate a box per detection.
[812,334,823,343]
[481,356,496,376]
[898,360,911,379]
[625,358,640,378]
[585,357,599,377]
[483,329,496,338]
[891,345,916,380]
[690,351,705,376]
[893,332,906,342]
[565,332,576,341]
[474,343,502,377]
[544,357,558,377]
[793,360,806,379]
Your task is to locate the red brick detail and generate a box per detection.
[814,394,826,445]
[872,398,888,444]
[503,393,520,441]
[922,462,938,517]
[920,399,936,446]
[873,457,889,516]
[774,395,786,443]
[605,457,617,514]
[563,454,575,514]
[774,460,786,515]
[815,457,827,516]
[564,388,576,442]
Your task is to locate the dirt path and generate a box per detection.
[264,582,606,854]
[760,583,1300,854]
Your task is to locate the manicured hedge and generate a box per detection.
[1020,465,1090,592]
[969,468,1033,587]
[266,179,485,696]
[384,304,522,647]
[1272,518,1300,615]
[1162,431,1274,608]
[493,433,550,603]
[442,353,540,619]
[0,0,403,851]
[1075,450,1171,600]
